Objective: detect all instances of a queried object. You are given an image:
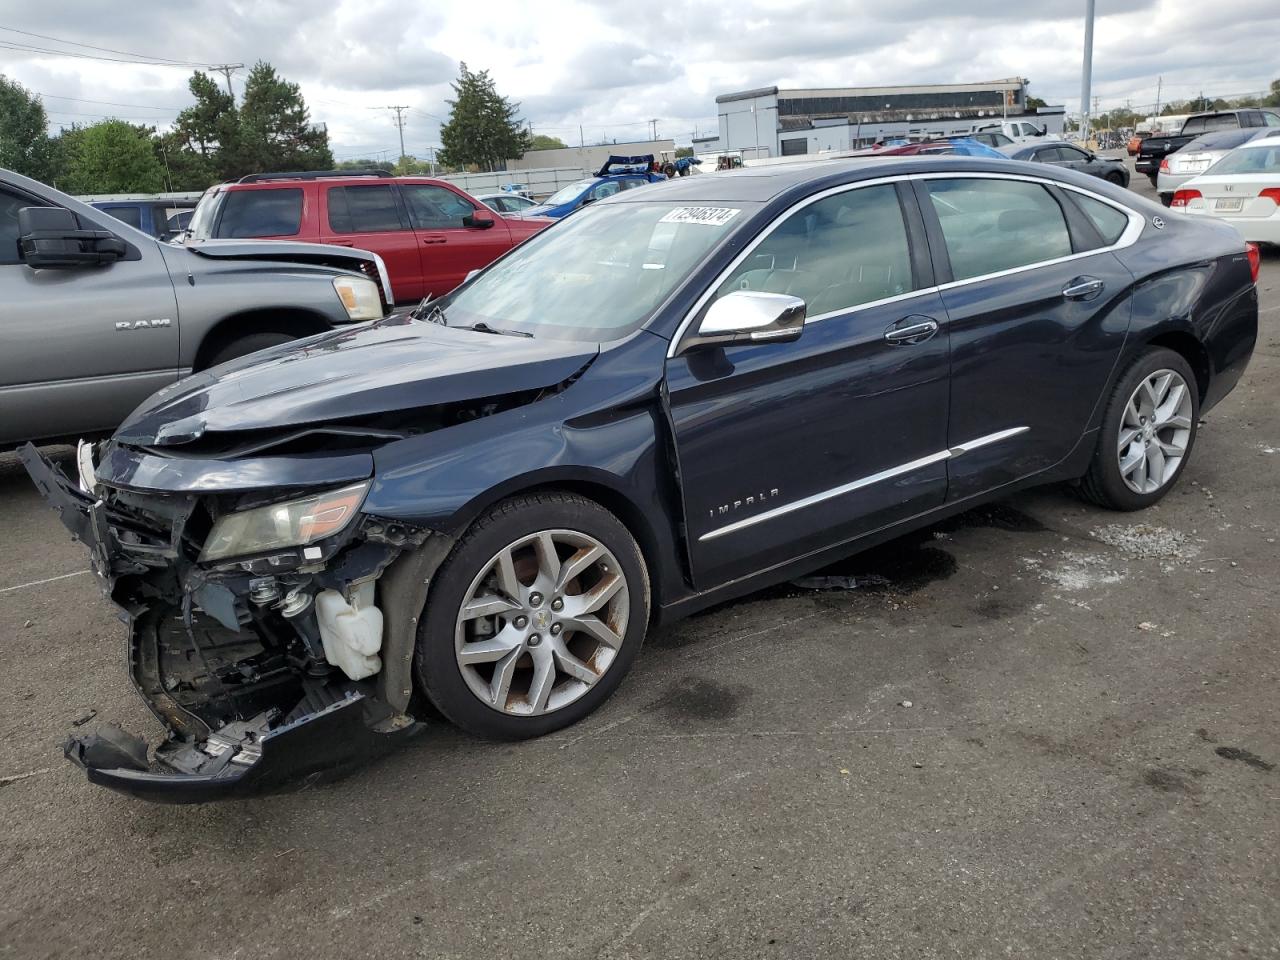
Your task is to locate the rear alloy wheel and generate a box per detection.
[416,493,649,739]
[1080,347,1199,510]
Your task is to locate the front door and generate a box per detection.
[915,175,1136,499]
[320,183,425,302]
[399,183,514,298]
[0,187,179,445]
[665,182,951,586]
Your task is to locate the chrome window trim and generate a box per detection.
[698,426,1030,542]
[666,171,1145,358]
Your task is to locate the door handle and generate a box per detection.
[330,240,355,246]
[884,317,938,345]
[421,235,447,245]
[1063,276,1105,300]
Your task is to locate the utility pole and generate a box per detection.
[1154,76,1162,116]
[211,63,244,98]
[1079,0,1095,144]
[648,118,660,141]
[373,106,410,160]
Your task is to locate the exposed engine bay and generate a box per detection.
[20,443,454,802]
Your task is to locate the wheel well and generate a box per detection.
[193,308,331,371]
[1145,331,1211,401]
[495,480,670,611]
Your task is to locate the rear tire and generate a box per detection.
[1079,347,1199,511]
[1105,170,1125,186]
[415,492,650,740]
[205,332,295,367]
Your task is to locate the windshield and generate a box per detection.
[1206,144,1280,176]
[186,189,223,240]
[440,200,753,341]
[545,180,596,206]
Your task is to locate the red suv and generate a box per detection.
[186,170,552,303]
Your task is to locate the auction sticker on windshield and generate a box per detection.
[659,206,740,226]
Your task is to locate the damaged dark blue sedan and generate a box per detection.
[23,157,1259,801]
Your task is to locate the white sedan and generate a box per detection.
[1173,138,1280,244]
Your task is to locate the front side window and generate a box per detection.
[401,184,476,228]
[926,178,1072,281]
[442,200,754,341]
[1264,112,1280,127]
[0,188,36,265]
[714,184,915,316]
[327,185,404,233]
[216,188,303,238]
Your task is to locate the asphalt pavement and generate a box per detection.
[2,165,1278,960]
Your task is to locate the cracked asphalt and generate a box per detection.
[2,167,1278,960]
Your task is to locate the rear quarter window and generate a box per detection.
[101,205,143,229]
[215,188,303,238]
[1068,193,1130,246]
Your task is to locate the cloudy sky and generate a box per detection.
[2,0,1277,159]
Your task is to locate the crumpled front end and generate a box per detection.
[20,443,442,803]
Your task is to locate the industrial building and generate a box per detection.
[693,79,1065,159]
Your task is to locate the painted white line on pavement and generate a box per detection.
[0,569,90,594]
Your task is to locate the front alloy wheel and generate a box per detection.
[416,492,649,739]
[455,530,629,716]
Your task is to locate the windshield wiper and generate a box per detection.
[467,321,533,338]
[412,297,448,325]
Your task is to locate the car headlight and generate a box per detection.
[199,481,370,563]
[333,276,383,321]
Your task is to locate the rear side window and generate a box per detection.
[216,188,303,238]
[1069,193,1130,246]
[926,178,1072,281]
[102,206,143,229]
[327,185,404,233]
[1263,112,1280,127]
[714,183,916,316]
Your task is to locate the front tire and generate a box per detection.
[1079,347,1199,510]
[205,332,295,367]
[415,492,650,739]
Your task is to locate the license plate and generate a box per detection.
[1185,159,1210,171]
[1215,198,1244,212]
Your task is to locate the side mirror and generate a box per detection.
[681,290,805,353]
[19,206,126,268]
[464,209,495,229]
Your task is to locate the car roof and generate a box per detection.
[608,156,1100,204]
[1236,137,1280,150]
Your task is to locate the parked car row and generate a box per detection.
[1135,109,1280,191]
[16,151,1259,801]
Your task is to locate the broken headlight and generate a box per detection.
[333,276,383,321]
[198,481,370,563]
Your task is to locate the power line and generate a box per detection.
[0,24,217,67]
[372,106,411,158]
[39,93,184,111]
[0,39,217,68]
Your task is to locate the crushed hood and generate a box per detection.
[115,314,598,447]
[181,238,394,302]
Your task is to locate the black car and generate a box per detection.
[999,140,1131,186]
[24,156,1259,802]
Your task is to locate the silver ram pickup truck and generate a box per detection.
[1,168,394,447]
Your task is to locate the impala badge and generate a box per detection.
[115,318,172,331]
[708,488,780,519]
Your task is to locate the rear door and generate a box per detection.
[320,183,424,302]
[0,185,179,445]
[915,175,1138,500]
[665,181,951,586]
[399,183,513,298]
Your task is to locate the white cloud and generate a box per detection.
[2,0,1277,157]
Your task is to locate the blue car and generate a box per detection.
[522,155,667,218]
[89,199,197,241]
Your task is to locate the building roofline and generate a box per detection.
[716,86,780,104]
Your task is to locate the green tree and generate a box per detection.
[1264,79,1280,108]
[1026,96,1048,110]
[236,61,332,176]
[674,146,695,158]
[336,158,394,172]
[529,134,566,150]
[166,71,239,186]
[438,63,532,171]
[62,120,165,193]
[0,74,58,182]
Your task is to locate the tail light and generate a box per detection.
[1246,242,1261,285]
[1259,188,1280,205]
[1170,189,1201,208]
[1159,157,1170,172]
